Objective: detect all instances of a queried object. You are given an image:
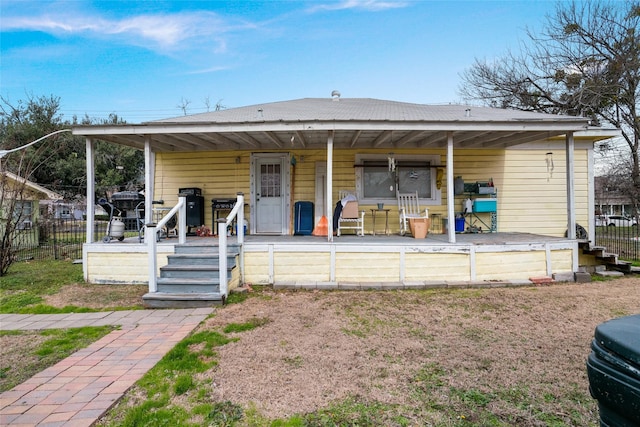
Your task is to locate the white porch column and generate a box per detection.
[144,136,155,227]
[85,138,95,244]
[446,132,456,243]
[147,224,158,293]
[327,130,334,242]
[566,132,576,239]
[587,146,595,243]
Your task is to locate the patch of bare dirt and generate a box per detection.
[201,279,640,420]
[43,283,147,309]
[0,332,50,391]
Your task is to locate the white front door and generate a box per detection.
[252,154,289,234]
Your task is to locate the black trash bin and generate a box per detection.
[586,314,640,427]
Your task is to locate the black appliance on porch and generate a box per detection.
[179,187,204,235]
[212,198,236,236]
[109,190,145,231]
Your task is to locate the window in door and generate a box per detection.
[260,163,281,197]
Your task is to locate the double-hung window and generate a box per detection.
[14,200,34,229]
[355,154,441,205]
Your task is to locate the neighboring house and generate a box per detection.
[594,175,637,217]
[73,97,619,291]
[39,199,85,220]
[0,170,63,244]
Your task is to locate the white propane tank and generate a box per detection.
[463,198,473,214]
[111,217,125,238]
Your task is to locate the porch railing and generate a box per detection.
[147,196,186,293]
[217,192,244,300]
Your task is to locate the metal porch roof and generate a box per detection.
[72,98,598,152]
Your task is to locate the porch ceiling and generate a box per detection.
[72,98,596,153]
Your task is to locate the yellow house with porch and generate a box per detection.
[73,97,619,306]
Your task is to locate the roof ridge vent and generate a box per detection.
[331,90,341,101]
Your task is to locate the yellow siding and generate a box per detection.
[551,249,574,271]
[87,252,168,284]
[336,253,400,282]
[273,252,331,282]
[154,147,590,237]
[154,151,251,229]
[476,252,547,280]
[243,252,271,284]
[405,253,471,281]
[86,244,575,285]
[498,150,589,236]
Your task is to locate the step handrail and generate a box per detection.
[147,196,186,293]
[217,192,244,300]
[156,197,187,244]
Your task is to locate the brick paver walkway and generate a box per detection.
[0,308,214,427]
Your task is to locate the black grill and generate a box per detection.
[110,191,144,231]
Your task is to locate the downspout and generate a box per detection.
[446,132,456,243]
[327,130,334,242]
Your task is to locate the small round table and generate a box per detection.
[370,209,390,236]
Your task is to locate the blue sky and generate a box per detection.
[1,0,560,123]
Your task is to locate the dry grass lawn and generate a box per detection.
[191,279,638,425]
[4,277,639,426]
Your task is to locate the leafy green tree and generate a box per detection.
[0,95,143,274]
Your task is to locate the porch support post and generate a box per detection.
[85,138,95,244]
[327,130,334,242]
[147,224,158,293]
[566,132,576,240]
[144,136,154,227]
[446,132,456,243]
[587,146,595,244]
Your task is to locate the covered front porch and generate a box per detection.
[72,98,620,304]
[83,231,586,289]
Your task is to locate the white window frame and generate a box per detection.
[14,200,34,229]
[355,154,441,205]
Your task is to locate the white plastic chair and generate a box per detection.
[337,190,365,236]
[397,191,428,235]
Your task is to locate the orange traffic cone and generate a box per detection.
[312,215,329,236]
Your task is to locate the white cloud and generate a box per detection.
[2,10,253,52]
[308,0,408,13]
[185,65,231,75]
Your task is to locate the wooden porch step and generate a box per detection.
[607,260,633,273]
[156,277,222,293]
[149,243,239,307]
[160,265,228,279]
[142,292,224,308]
[583,246,607,257]
[166,253,237,266]
[579,242,634,276]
